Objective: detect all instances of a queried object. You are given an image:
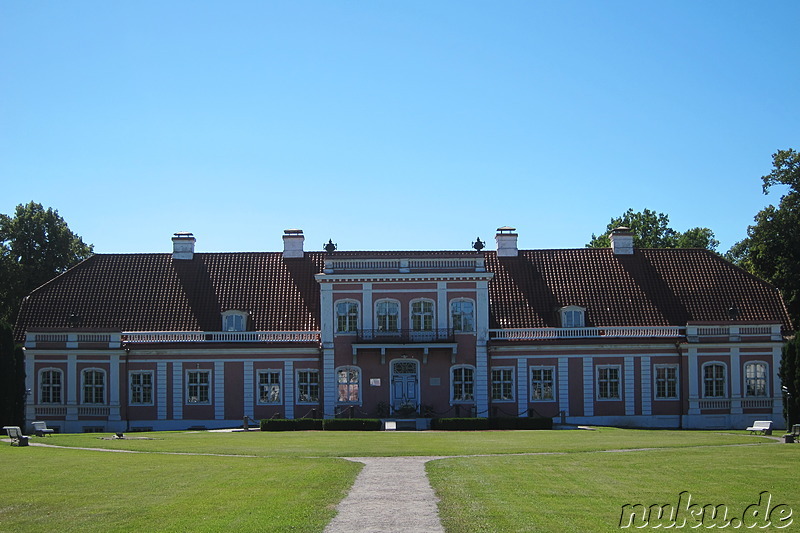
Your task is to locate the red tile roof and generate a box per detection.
[14,248,792,343]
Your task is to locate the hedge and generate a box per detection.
[259,418,381,431]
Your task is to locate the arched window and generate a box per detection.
[451,299,475,333]
[744,362,768,397]
[336,366,361,404]
[82,368,106,404]
[702,362,727,398]
[221,310,249,332]
[410,299,434,332]
[451,365,475,403]
[560,306,586,328]
[335,300,359,333]
[376,299,400,332]
[39,368,63,404]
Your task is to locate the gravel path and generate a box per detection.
[324,456,446,533]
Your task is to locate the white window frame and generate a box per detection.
[129,370,154,406]
[221,310,249,332]
[744,361,768,398]
[186,369,212,405]
[335,366,361,405]
[375,299,401,333]
[39,368,63,404]
[654,364,679,400]
[335,300,360,334]
[257,370,282,405]
[491,367,515,402]
[81,368,106,405]
[410,298,435,332]
[297,369,320,404]
[702,362,727,398]
[531,366,556,401]
[560,306,586,328]
[451,365,475,403]
[596,365,622,400]
[451,299,475,333]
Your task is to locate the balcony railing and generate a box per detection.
[490,326,684,341]
[121,331,321,344]
[356,329,455,343]
[699,399,731,410]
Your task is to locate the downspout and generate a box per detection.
[123,346,130,432]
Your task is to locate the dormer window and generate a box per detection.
[560,306,585,328]
[221,310,249,332]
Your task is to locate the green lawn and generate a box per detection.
[0,428,794,532]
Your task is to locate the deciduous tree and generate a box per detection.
[586,208,718,251]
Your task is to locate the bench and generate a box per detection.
[746,420,773,435]
[2,426,29,446]
[32,421,55,437]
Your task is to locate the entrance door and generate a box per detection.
[391,359,419,414]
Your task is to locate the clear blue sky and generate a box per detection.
[2,1,798,255]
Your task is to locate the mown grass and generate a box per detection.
[427,445,800,532]
[0,428,790,532]
[0,445,360,532]
[23,427,768,457]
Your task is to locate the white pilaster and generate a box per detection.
[214,361,225,420]
[323,347,335,418]
[362,283,373,331]
[583,357,594,417]
[641,356,652,416]
[730,347,742,414]
[172,362,183,420]
[437,282,448,330]
[558,357,569,417]
[772,345,785,426]
[66,354,78,421]
[475,344,489,417]
[109,354,121,421]
[517,358,527,417]
[320,284,334,343]
[284,361,294,419]
[157,362,167,420]
[243,361,254,420]
[625,356,635,416]
[687,346,699,414]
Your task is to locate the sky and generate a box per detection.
[1,1,798,256]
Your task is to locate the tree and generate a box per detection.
[0,202,93,323]
[586,208,719,251]
[779,335,800,428]
[0,320,25,427]
[728,149,800,328]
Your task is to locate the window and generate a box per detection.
[452,366,474,402]
[451,300,475,333]
[597,365,621,400]
[376,300,400,332]
[336,301,359,333]
[221,310,248,332]
[491,368,514,401]
[410,299,434,331]
[82,369,105,404]
[336,366,360,403]
[257,370,281,404]
[40,369,63,404]
[531,367,555,400]
[297,370,320,403]
[703,363,726,398]
[654,365,679,399]
[130,371,154,405]
[560,306,586,328]
[187,370,211,404]
[744,362,768,397]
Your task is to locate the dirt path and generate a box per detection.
[324,456,445,533]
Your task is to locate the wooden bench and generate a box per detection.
[746,420,773,435]
[32,421,55,437]
[2,426,29,446]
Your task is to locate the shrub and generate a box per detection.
[323,419,382,431]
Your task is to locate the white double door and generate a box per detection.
[390,359,419,413]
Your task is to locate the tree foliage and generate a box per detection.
[586,208,719,251]
[0,202,93,323]
[779,335,800,428]
[728,149,800,329]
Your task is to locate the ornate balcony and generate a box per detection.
[356,329,455,343]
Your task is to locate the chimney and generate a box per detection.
[282,229,305,258]
[495,226,518,257]
[610,227,634,255]
[172,232,196,260]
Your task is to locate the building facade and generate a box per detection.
[15,227,793,432]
